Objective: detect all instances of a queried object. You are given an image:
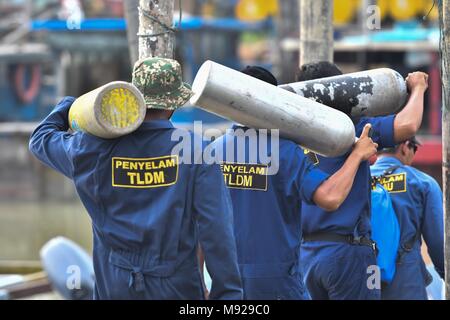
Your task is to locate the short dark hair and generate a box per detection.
[241,66,278,86]
[296,61,343,82]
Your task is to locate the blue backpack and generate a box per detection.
[371,167,401,284]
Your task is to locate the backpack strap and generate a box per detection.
[371,165,401,189]
[382,165,401,176]
[397,230,421,263]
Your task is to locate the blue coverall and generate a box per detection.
[29,97,243,300]
[301,116,396,300]
[371,156,444,300]
[210,125,330,300]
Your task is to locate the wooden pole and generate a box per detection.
[299,0,333,66]
[138,0,175,59]
[439,0,450,300]
[124,0,140,67]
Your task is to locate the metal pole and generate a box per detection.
[138,0,175,59]
[124,0,140,67]
[299,0,333,66]
[440,0,450,300]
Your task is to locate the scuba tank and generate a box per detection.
[280,68,408,118]
[69,81,146,139]
[190,60,356,157]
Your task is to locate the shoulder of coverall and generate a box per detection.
[52,96,112,143]
[52,96,84,142]
[375,157,442,196]
[373,155,402,168]
[60,96,76,105]
[222,124,308,165]
[51,96,76,114]
[356,115,396,148]
[405,165,442,195]
[272,138,317,172]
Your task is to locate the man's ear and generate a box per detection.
[400,142,408,156]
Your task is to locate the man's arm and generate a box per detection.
[29,97,78,178]
[312,124,378,211]
[193,163,243,300]
[422,178,445,279]
[393,72,428,143]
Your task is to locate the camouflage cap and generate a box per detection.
[132,57,193,110]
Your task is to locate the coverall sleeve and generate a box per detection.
[359,115,396,149]
[290,147,329,205]
[193,163,243,300]
[29,97,79,179]
[421,178,445,279]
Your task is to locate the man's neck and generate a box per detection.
[144,116,169,122]
[144,109,173,121]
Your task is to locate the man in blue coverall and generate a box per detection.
[29,57,243,300]
[206,66,379,300]
[371,137,444,299]
[298,61,429,300]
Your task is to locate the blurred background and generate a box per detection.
[0,0,443,298]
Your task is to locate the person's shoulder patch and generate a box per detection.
[220,162,268,191]
[112,155,178,188]
[378,172,407,193]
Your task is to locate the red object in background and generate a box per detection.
[370,137,442,166]
[13,64,41,105]
[413,137,442,166]
[429,53,442,135]
[106,0,124,17]
[79,0,124,18]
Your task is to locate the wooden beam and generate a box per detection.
[138,0,175,59]
[439,0,450,300]
[299,0,333,66]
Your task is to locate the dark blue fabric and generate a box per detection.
[371,183,400,283]
[380,249,429,300]
[300,242,381,300]
[302,116,396,237]
[300,116,395,300]
[371,156,444,300]
[29,97,243,300]
[210,126,329,300]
